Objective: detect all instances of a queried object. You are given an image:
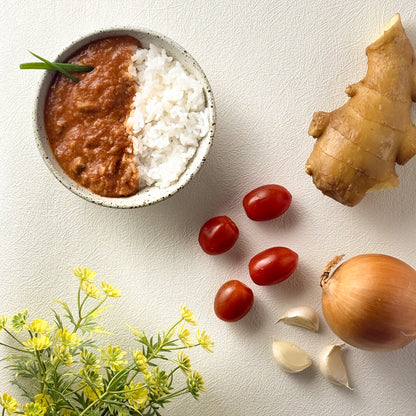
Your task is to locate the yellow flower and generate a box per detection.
[22,402,46,416]
[180,305,197,325]
[132,349,148,372]
[123,381,149,410]
[10,309,28,332]
[195,329,214,353]
[142,369,156,387]
[79,370,103,401]
[100,345,127,371]
[142,369,152,383]
[55,328,82,347]
[80,349,101,374]
[82,385,102,402]
[23,335,52,351]
[80,281,103,299]
[0,315,8,332]
[0,393,19,415]
[34,395,49,407]
[187,370,206,399]
[176,351,191,374]
[52,344,74,366]
[101,281,121,298]
[73,267,96,282]
[177,324,193,347]
[61,409,77,416]
[143,368,169,398]
[25,319,53,335]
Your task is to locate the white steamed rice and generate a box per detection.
[126,44,210,189]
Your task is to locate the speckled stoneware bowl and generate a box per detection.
[34,28,216,208]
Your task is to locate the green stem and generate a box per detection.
[73,294,108,333]
[73,294,98,332]
[72,287,84,332]
[126,368,140,385]
[63,384,85,397]
[106,364,133,390]
[0,341,28,353]
[79,391,108,416]
[46,386,80,415]
[4,328,26,346]
[160,387,189,401]
[108,383,147,395]
[77,286,82,316]
[78,364,135,415]
[79,291,89,316]
[147,319,183,361]
[85,296,108,319]
[35,350,47,393]
[162,344,194,351]
[168,366,181,379]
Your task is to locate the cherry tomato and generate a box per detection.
[214,280,254,322]
[249,247,298,285]
[243,184,292,221]
[199,216,239,255]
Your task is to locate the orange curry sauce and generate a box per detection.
[44,36,140,197]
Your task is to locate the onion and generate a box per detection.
[320,254,416,351]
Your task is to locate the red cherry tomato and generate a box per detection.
[199,216,239,255]
[243,184,292,221]
[249,247,298,285]
[214,280,254,322]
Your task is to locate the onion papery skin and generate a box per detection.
[321,254,416,351]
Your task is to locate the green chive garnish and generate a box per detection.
[20,51,94,83]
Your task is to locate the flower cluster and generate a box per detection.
[0,268,213,415]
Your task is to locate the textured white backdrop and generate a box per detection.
[1,1,416,415]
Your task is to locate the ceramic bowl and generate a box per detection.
[34,28,216,208]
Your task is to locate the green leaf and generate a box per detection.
[10,308,29,332]
[20,62,54,70]
[88,304,113,320]
[28,51,80,83]
[20,62,94,72]
[20,51,94,83]
[52,308,64,329]
[53,300,76,325]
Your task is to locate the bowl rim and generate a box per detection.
[34,27,216,208]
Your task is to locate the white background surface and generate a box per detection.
[2,1,416,415]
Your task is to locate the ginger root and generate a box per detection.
[306,14,416,206]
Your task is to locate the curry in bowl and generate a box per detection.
[36,29,215,207]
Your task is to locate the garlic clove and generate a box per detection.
[272,340,312,373]
[319,344,352,389]
[277,305,319,332]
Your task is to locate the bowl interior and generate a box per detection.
[34,28,215,208]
